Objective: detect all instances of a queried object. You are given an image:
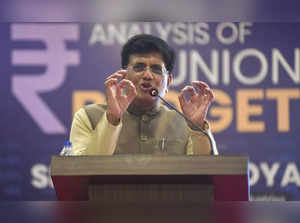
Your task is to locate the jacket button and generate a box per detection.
[142,115,149,122]
[140,135,148,141]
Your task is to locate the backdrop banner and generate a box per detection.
[1,22,299,200]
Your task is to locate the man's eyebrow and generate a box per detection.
[133,62,146,65]
[133,62,163,67]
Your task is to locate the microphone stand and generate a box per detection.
[150,88,218,155]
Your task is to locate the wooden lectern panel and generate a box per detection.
[88,184,214,202]
[51,155,249,201]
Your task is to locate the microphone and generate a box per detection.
[149,88,218,155]
[149,88,159,97]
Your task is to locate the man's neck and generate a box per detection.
[127,101,160,116]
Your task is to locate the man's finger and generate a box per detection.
[192,81,210,88]
[105,78,118,100]
[178,92,187,109]
[182,86,196,98]
[126,84,137,102]
[118,79,137,99]
[178,86,195,107]
[105,73,125,81]
[192,81,212,95]
[196,85,210,97]
[203,88,215,101]
[118,79,135,90]
[105,70,127,80]
[104,78,118,87]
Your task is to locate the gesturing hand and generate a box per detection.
[178,81,214,129]
[104,70,137,125]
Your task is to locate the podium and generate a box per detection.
[50,155,249,202]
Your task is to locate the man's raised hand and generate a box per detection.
[104,70,137,125]
[178,81,214,129]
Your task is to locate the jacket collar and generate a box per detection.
[127,103,162,117]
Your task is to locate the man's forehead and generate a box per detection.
[129,52,165,65]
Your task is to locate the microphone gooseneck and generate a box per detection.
[149,88,218,155]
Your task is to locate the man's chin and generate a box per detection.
[133,95,157,107]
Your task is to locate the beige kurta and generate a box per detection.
[70,104,215,156]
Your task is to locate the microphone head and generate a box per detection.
[149,88,159,97]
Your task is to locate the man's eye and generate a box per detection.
[151,65,163,74]
[133,64,146,72]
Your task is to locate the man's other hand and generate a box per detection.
[178,81,214,129]
[104,70,137,125]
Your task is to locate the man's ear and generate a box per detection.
[167,73,173,87]
[123,66,128,79]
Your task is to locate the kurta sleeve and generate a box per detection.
[69,108,122,155]
[186,121,217,155]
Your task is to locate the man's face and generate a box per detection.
[125,52,172,108]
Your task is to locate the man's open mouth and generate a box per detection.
[140,83,152,92]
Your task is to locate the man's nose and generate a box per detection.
[142,67,154,80]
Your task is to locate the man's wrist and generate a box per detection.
[106,112,120,126]
[187,120,204,130]
[187,119,210,132]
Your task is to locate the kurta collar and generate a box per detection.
[127,103,162,117]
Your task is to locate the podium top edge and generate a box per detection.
[51,154,249,159]
[50,155,249,176]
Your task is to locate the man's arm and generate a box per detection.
[186,120,216,155]
[178,81,217,155]
[70,108,122,155]
[69,69,137,155]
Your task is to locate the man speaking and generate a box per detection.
[69,34,217,156]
